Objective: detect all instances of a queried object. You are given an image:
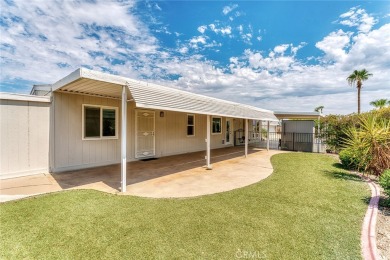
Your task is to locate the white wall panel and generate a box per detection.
[0,99,50,179]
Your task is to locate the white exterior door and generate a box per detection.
[225,119,232,145]
[135,110,155,158]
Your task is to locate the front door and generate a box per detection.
[225,119,232,145]
[136,110,155,158]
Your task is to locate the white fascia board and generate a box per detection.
[0,92,51,103]
[52,68,82,91]
[275,111,323,117]
[135,103,278,121]
[52,68,130,92]
[80,68,129,85]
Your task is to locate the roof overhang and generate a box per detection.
[0,92,51,103]
[274,111,323,120]
[52,68,278,121]
[30,84,52,95]
[52,68,129,100]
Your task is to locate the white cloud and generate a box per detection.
[188,36,207,49]
[178,47,189,54]
[197,25,207,34]
[0,0,158,83]
[208,24,232,36]
[338,7,377,33]
[1,3,389,115]
[291,42,306,55]
[158,22,390,114]
[154,3,162,11]
[274,44,289,54]
[220,26,232,35]
[189,36,207,44]
[315,30,352,62]
[222,4,238,15]
[237,24,253,44]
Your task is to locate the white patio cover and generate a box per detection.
[53,68,278,121]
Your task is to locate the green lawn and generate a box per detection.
[0,153,369,259]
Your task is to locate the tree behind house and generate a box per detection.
[346,69,373,114]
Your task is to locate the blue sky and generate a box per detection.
[1,0,390,114]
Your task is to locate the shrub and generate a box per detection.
[342,115,390,175]
[339,148,360,170]
[379,169,390,198]
[320,107,390,152]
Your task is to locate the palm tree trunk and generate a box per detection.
[358,86,361,114]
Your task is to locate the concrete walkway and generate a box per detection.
[0,147,284,202]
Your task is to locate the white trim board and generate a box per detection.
[0,92,51,103]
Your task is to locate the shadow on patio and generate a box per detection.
[0,147,283,199]
[50,146,279,197]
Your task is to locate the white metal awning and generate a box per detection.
[274,111,323,120]
[52,68,278,121]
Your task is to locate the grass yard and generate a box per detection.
[0,153,369,259]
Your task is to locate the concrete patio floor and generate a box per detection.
[0,147,285,201]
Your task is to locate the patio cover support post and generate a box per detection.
[259,120,262,143]
[245,119,248,157]
[121,85,127,192]
[267,121,270,151]
[206,115,212,169]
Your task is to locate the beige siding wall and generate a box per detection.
[0,99,50,179]
[154,111,233,157]
[52,92,122,172]
[53,92,235,171]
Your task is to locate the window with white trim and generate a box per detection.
[83,105,118,139]
[212,117,222,134]
[187,114,195,136]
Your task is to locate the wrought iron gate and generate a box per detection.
[234,130,326,153]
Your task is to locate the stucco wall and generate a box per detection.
[53,92,234,172]
[0,98,50,179]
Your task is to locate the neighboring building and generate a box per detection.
[30,84,52,96]
[275,111,323,153]
[0,68,279,190]
[0,93,51,178]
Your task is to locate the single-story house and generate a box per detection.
[0,68,280,192]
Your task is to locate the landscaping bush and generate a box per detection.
[339,148,360,170]
[379,169,390,197]
[342,115,390,175]
[320,107,390,153]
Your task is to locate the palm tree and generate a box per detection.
[314,106,324,114]
[347,69,373,114]
[370,99,388,109]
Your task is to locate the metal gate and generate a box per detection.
[234,130,326,153]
